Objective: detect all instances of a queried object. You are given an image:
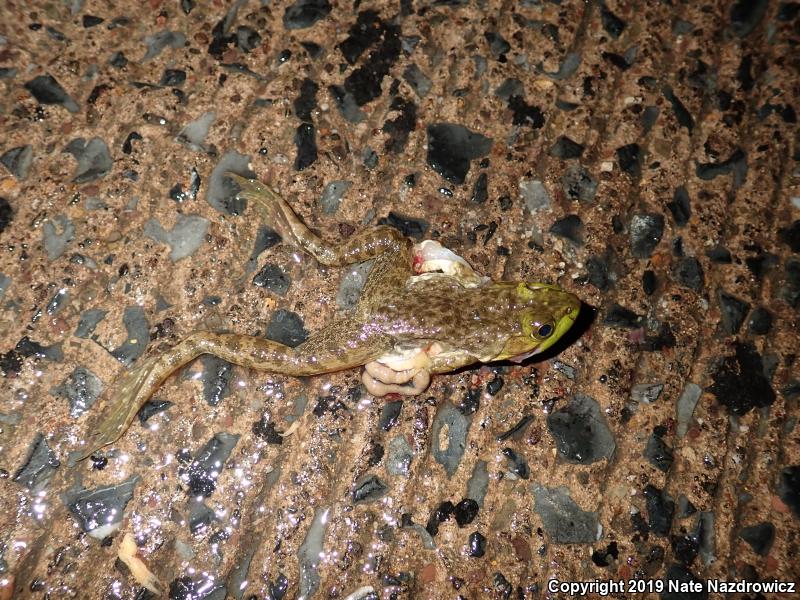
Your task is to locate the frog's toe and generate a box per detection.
[227,173,294,240]
[77,357,160,459]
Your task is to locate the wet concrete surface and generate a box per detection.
[1,0,799,598]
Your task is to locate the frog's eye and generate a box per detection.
[536,323,554,338]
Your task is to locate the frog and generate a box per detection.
[76,173,581,460]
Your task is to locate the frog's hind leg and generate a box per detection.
[227,173,411,268]
[79,320,393,459]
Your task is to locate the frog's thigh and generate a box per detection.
[357,238,414,308]
[199,321,392,375]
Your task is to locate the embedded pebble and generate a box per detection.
[600,3,626,37]
[402,63,432,98]
[540,51,581,80]
[644,484,674,536]
[739,522,775,556]
[603,303,644,329]
[717,290,750,335]
[184,432,240,497]
[672,257,704,292]
[631,383,664,404]
[549,214,584,246]
[24,74,79,112]
[143,214,209,262]
[425,501,454,536]
[283,0,331,29]
[548,136,584,159]
[675,383,702,438]
[378,400,403,431]
[329,84,366,122]
[561,164,597,203]
[431,402,471,477]
[45,288,68,315]
[496,415,534,442]
[519,179,551,212]
[644,430,673,473]
[779,219,800,252]
[0,272,10,298]
[352,475,388,503]
[471,172,488,204]
[695,148,747,184]
[12,434,60,492]
[546,394,615,464]
[177,111,215,151]
[138,399,173,423]
[42,214,75,260]
[426,123,492,184]
[585,256,609,290]
[468,531,487,557]
[294,77,319,122]
[778,466,800,518]
[294,123,318,171]
[454,499,479,526]
[234,25,261,53]
[206,152,255,215]
[630,213,665,258]
[168,576,226,600]
[708,342,775,416]
[51,367,103,417]
[110,305,150,367]
[252,263,291,296]
[377,212,428,239]
[0,199,11,234]
[0,145,33,179]
[320,180,352,215]
[466,460,489,507]
[75,308,107,338]
[494,78,524,102]
[142,30,186,61]
[532,484,600,543]
[501,448,530,479]
[731,0,769,37]
[781,259,800,307]
[662,86,695,132]
[201,355,232,407]
[65,476,140,538]
[160,68,185,87]
[747,307,772,335]
[266,309,309,347]
[383,97,417,154]
[386,435,413,477]
[64,137,113,183]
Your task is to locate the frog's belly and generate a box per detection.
[361,342,477,396]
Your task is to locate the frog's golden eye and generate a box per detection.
[536,323,554,338]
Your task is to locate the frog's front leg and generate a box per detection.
[79,320,392,459]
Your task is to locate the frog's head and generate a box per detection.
[495,283,581,363]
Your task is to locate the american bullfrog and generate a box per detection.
[77,174,580,459]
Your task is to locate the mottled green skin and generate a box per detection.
[78,175,580,458]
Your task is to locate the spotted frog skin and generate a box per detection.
[78,174,580,459]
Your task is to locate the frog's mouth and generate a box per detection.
[508,348,542,364]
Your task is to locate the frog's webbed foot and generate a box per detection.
[411,240,490,288]
[226,173,296,244]
[77,356,162,460]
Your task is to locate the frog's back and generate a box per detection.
[366,277,523,354]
